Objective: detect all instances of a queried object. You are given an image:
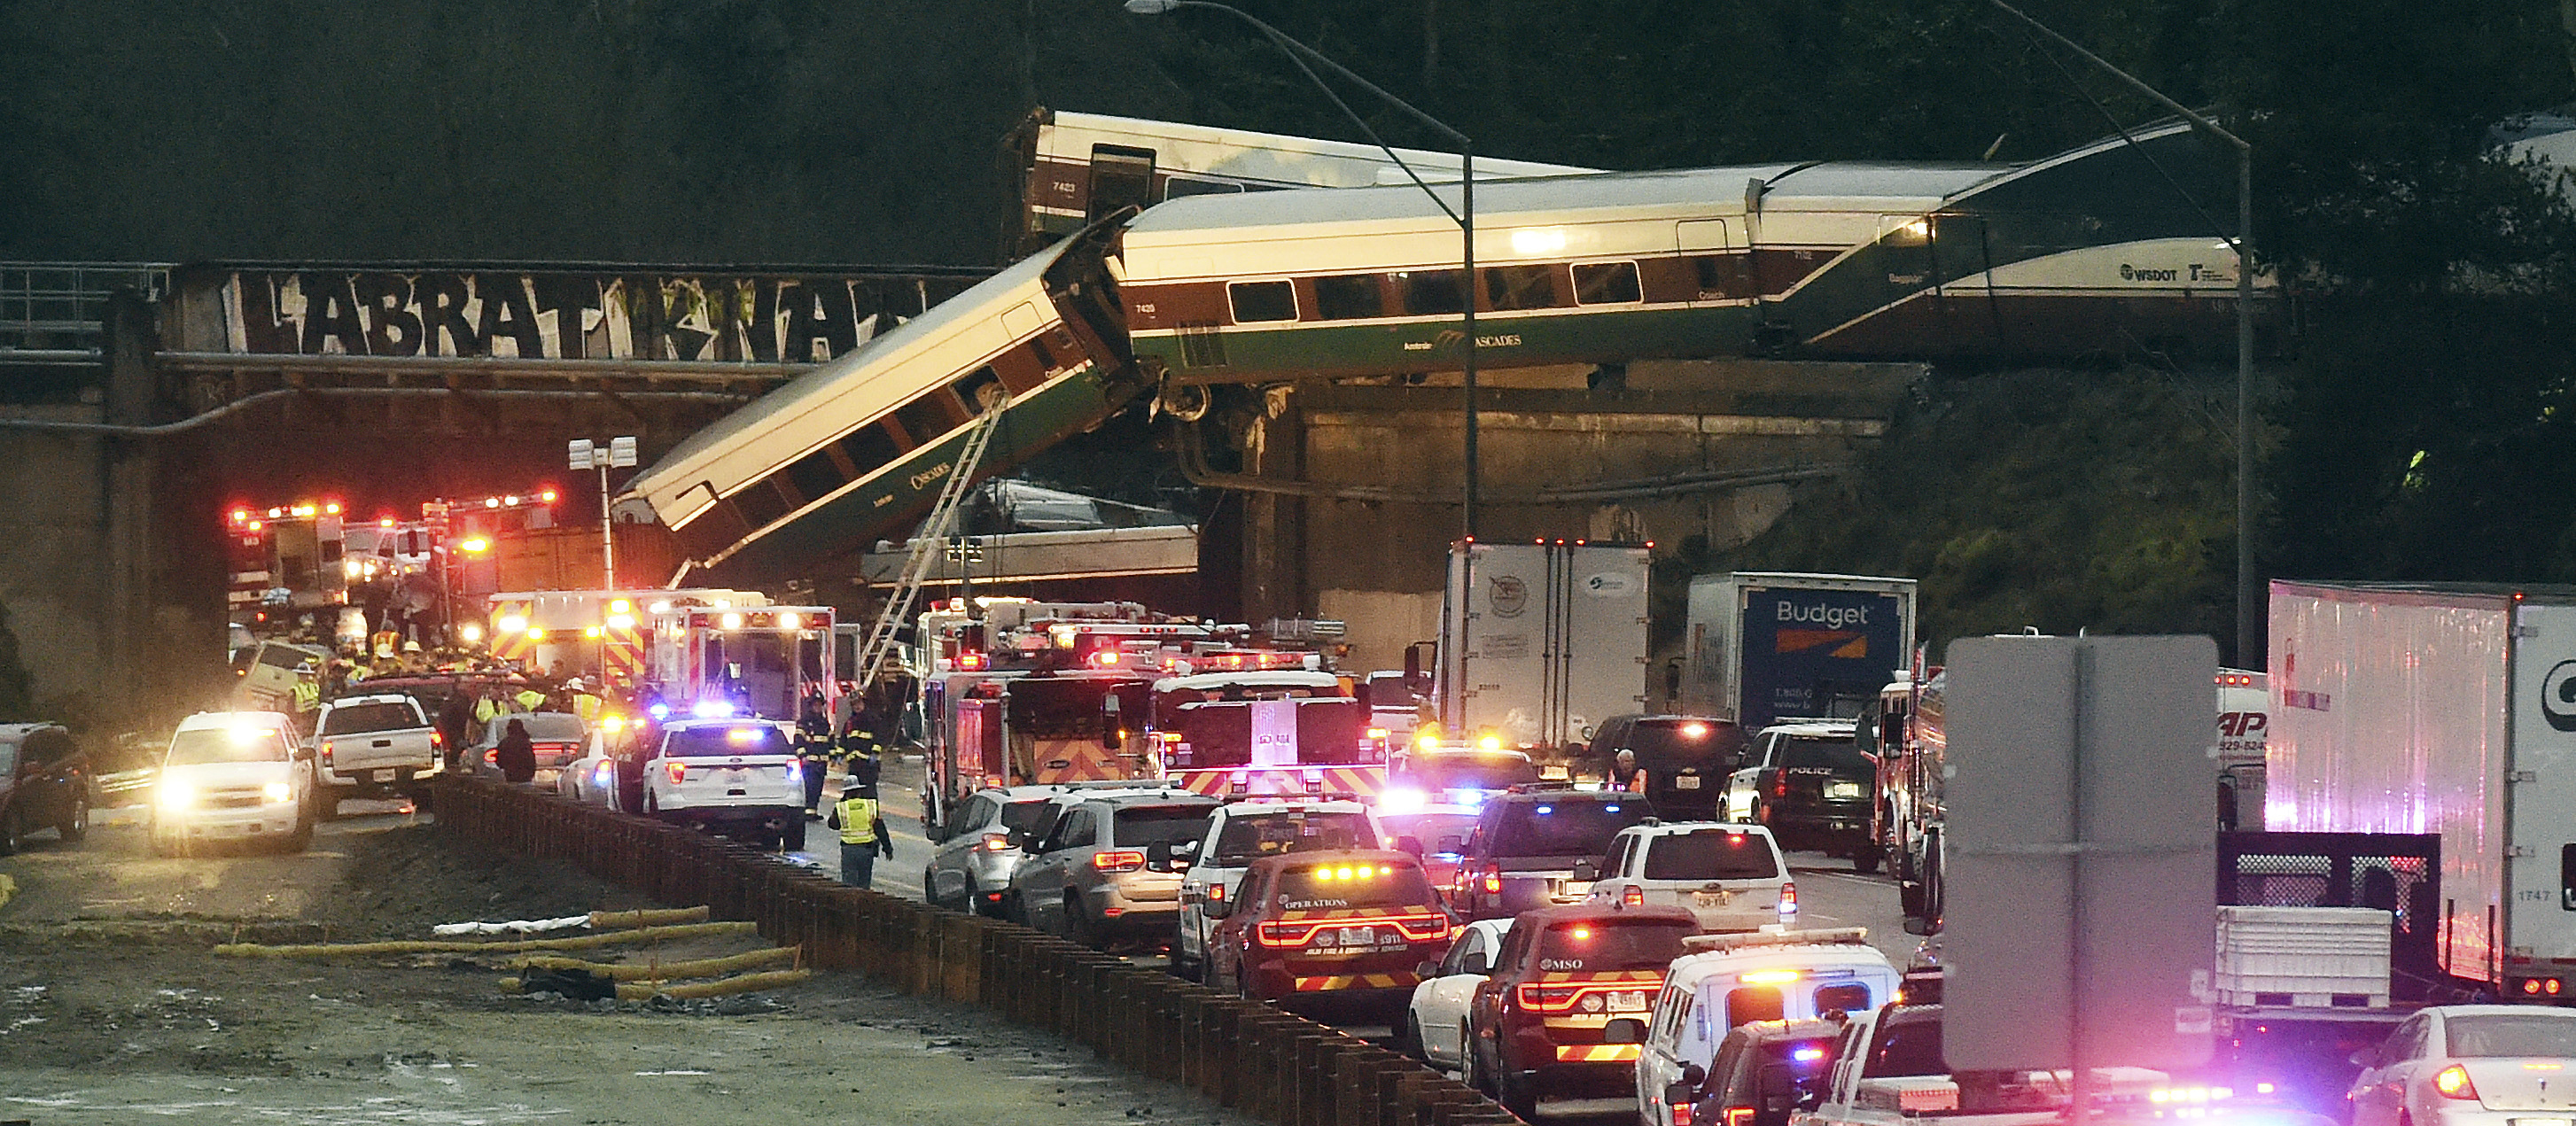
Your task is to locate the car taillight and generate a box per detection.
[1622,886,1645,907]
[485,749,499,765]
[428,730,443,749]
[1725,1107,1756,1126]
[2433,1065,2479,1101]
[1669,1104,1693,1126]
[1093,850,1145,873]
[1771,773,1790,797]
[1257,921,1308,947]
[665,760,688,785]
[1516,982,1584,1011]
[1483,865,1502,895]
[1779,881,1797,917]
[319,741,334,765]
[980,833,1010,851]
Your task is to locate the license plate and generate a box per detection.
[1557,881,1592,899]
[1609,990,1652,1012]
[1827,781,1863,799]
[372,769,394,782]
[1675,776,1700,789]
[2512,1119,2572,1126]
[1693,890,1734,907]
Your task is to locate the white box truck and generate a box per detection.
[2269,579,2576,996]
[1433,540,1649,753]
[1682,572,1918,731]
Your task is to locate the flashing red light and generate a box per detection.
[247,521,262,532]
[379,517,395,527]
[1091,650,1121,667]
[540,489,558,503]
[230,509,251,524]
[323,501,341,515]
[958,653,987,671]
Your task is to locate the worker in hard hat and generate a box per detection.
[291,662,323,726]
[564,678,603,725]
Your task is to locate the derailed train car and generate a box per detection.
[626,221,1141,580]
[1115,120,2273,381]
[634,119,2276,580]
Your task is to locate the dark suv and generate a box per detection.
[1450,788,1654,921]
[1589,715,1746,819]
[0,724,90,854]
[1467,903,1699,1119]
[1669,1019,1841,1126]
[1722,720,1876,868]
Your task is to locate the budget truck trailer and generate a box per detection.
[1682,573,1917,734]
[2269,580,2576,998]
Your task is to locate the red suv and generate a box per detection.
[1467,903,1699,1119]
[1206,849,1456,1023]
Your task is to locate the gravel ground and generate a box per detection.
[0,805,1259,1126]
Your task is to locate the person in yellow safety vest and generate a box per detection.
[513,683,548,713]
[826,775,892,889]
[564,678,603,724]
[291,663,322,720]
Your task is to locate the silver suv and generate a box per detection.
[923,781,1140,916]
[1007,788,1218,948]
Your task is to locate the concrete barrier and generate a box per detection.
[434,775,1516,1125]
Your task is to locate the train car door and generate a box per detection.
[1086,144,1156,226]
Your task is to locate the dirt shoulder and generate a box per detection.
[0,811,1252,1126]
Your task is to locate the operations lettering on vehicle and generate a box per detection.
[1280,897,1350,911]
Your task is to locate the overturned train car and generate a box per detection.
[626,222,1142,580]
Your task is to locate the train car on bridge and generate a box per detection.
[624,222,1140,582]
[1008,108,1598,252]
[1115,120,2273,381]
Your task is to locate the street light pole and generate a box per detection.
[1123,0,1479,540]
[1980,0,2260,666]
[570,437,640,590]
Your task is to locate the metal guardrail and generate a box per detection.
[434,774,1519,1126]
[0,262,172,353]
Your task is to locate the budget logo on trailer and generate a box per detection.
[1775,630,1869,659]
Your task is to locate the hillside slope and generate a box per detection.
[1670,367,2250,664]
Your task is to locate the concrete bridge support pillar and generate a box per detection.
[101,291,159,715]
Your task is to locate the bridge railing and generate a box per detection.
[433,773,1520,1126]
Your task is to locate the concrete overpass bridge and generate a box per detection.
[0,260,1914,733]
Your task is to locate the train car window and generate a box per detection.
[1573,262,1643,305]
[1695,255,1749,299]
[729,481,793,531]
[1484,265,1560,311]
[950,367,1007,412]
[1399,269,1467,316]
[893,397,964,447]
[1312,275,1387,321]
[837,423,902,476]
[1086,144,1156,225]
[1163,175,1245,200]
[1227,280,1298,323]
[783,450,844,503]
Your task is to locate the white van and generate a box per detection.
[1625,928,1900,1126]
[152,711,315,854]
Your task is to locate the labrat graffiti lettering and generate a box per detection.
[222,270,978,364]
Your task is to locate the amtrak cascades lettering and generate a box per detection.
[221,271,976,363]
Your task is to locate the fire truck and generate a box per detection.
[917,602,1384,829]
[226,501,351,639]
[1151,653,1390,799]
[486,588,766,698]
[917,601,1214,831]
[640,599,837,723]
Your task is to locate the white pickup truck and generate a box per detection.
[309,694,444,816]
[1796,1004,2167,1126]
